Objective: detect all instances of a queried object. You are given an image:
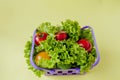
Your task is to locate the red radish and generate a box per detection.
[77,39,92,52]
[35,32,48,45]
[55,31,68,41]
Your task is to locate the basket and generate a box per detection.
[30,26,100,76]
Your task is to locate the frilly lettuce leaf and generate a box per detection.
[24,19,97,77]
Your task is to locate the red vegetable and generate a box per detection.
[55,31,68,41]
[35,32,48,45]
[77,39,92,52]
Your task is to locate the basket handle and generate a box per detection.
[81,26,100,67]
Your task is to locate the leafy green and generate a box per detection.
[61,19,81,41]
[57,63,71,69]
[80,28,94,46]
[24,40,44,77]
[24,19,97,77]
[37,22,61,35]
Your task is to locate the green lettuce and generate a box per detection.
[24,40,44,77]
[61,19,81,41]
[24,19,97,77]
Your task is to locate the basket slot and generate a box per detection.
[47,72,50,74]
[63,73,67,75]
[68,70,73,73]
[72,73,77,75]
[58,71,62,73]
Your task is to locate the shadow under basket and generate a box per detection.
[30,26,100,76]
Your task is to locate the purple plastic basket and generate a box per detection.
[30,26,100,76]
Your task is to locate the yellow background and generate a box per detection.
[0,0,120,80]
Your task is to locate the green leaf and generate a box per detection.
[57,63,71,69]
[24,19,97,77]
[61,19,81,41]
